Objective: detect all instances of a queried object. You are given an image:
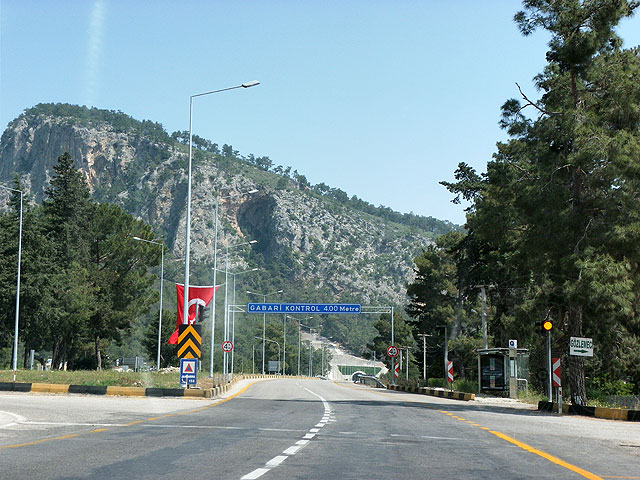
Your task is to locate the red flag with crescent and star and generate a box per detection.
[168,284,216,344]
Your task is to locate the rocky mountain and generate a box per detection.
[0,104,458,349]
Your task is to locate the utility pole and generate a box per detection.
[443,325,449,387]
[480,285,488,349]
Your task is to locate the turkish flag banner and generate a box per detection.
[168,284,216,344]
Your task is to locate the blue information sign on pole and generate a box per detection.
[180,358,197,386]
[247,303,361,314]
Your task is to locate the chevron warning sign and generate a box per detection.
[552,357,561,387]
[178,324,202,359]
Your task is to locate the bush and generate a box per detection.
[587,376,635,404]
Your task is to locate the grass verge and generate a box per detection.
[0,369,219,389]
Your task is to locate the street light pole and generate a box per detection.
[286,315,312,376]
[182,81,260,338]
[247,289,283,374]
[220,240,256,379]
[300,323,321,377]
[390,306,395,385]
[209,189,257,378]
[133,236,164,370]
[416,333,432,383]
[1,184,22,377]
[214,267,258,377]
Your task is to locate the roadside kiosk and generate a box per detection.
[477,347,529,397]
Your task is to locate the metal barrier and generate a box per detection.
[356,375,386,388]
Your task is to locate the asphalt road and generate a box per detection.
[1,379,639,479]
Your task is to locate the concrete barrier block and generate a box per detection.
[594,407,628,420]
[106,386,146,397]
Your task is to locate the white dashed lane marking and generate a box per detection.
[240,387,332,480]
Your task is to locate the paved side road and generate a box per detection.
[1,379,638,479]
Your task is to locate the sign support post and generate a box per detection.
[547,330,552,402]
[508,339,517,399]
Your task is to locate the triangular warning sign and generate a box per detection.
[184,363,194,373]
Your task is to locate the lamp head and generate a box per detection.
[242,80,260,88]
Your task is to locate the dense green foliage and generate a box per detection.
[0,153,160,369]
[407,0,640,402]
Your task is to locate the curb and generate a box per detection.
[0,374,297,399]
[387,384,475,401]
[538,401,640,421]
[0,381,212,398]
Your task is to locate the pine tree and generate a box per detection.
[443,0,640,402]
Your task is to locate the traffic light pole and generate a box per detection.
[547,329,552,402]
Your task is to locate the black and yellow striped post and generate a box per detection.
[178,324,202,359]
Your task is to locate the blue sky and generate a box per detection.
[1,1,639,225]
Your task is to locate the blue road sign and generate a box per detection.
[180,358,197,385]
[247,303,361,314]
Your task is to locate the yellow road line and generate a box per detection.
[53,434,80,441]
[206,380,259,407]
[0,381,260,450]
[123,420,145,426]
[335,382,604,480]
[488,430,603,480]
[2,438,53,449]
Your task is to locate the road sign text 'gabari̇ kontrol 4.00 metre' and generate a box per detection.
[247,303,362,314]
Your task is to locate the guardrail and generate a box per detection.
[356,375,386,388]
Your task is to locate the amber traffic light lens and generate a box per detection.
[542,320,553,331]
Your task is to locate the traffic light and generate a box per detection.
[535,319,553,333]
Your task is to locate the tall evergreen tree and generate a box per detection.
[87,203,159,370]
[443,0,640,402]
[40,153,95,367]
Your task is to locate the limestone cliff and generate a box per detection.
[0,104,454,320]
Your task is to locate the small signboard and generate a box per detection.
[180,358,197,386]
[268,360,280,373]
[221,340,234,353]
[387,345,399,357]
[447,361,454,382]
[569,337,593,357]
[508,339,517,349]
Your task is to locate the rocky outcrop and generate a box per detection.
[0,105,441,306]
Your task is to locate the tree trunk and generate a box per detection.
[95,335,102,371]
[568,306,587,405]
[52,340,64,370]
